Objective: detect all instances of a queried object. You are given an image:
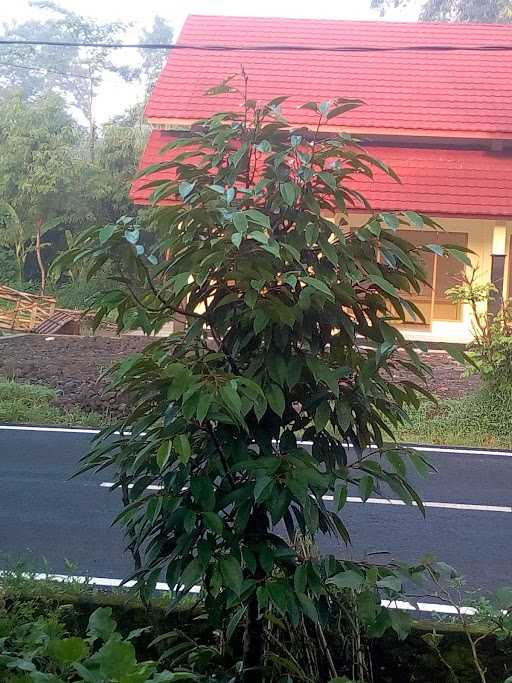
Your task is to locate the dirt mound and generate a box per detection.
[0,335,480,417]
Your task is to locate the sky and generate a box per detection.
[1,0,421,123]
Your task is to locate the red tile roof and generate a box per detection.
[146,15,512,139]
[131,131,512,218]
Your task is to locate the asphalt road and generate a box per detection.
[1,425,511,603]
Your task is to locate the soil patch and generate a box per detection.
[0,334,480,416]
[0,334,149,417]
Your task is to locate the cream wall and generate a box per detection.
[347,213,512,344]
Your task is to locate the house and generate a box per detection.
[131,15,512,343]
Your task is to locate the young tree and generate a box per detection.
[64,78,468,681]
[371,0,512,22]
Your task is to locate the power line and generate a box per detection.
[0,61,90,79]
[0,38,512,52]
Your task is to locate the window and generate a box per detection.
[398,230,468,325]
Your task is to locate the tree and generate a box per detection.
[62,78,468,681]
[0,1,139,157]
[371,0,512,22]
[0,92,80,291]
[138,16,173,95]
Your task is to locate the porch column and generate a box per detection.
[489,224,507,316]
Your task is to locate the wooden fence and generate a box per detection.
[0,285,57,332]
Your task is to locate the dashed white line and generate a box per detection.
[0,571,472,615]
[323,495,512,514]
[100,483,511,513]
[100,482,163,491]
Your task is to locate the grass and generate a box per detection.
[396,384,512,450]
[0,377,106,428]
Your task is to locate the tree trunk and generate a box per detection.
[35,217,46,294]
[242,591,265,683]
[242,506,268,683]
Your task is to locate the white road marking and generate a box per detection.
[322,495,512,513]
[0,424,100,435]
[100,482,163,491]
[1,423,512,457]
[100,483,511,513]
[0,570,472,615]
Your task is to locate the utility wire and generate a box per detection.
[0,38,512,52]
[0,60,90,79]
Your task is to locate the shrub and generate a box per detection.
[447,267,512,386]
[0,603,195,682]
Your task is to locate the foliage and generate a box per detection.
[0,92,79,290]
[371,0,512,22]
[0,378,105,428]
[1,569,512,683]
[396,384,512,449]
[0,604,191,682]
[0,90,149,293]
[447,267,512,387]
[60,77,470,681]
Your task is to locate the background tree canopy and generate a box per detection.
[0,1,169,298]
[371,0,512,22]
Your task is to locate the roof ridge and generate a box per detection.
[182,14,512,30]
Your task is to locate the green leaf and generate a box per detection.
[245,209,271,229]
[174,434,192,464]
[196,392,213,423]
[334,485,348,510]
[220,381,243,419]
[326,100,362,119]
[179,180,196,199]
[297,592,319,623]
[404,210,424,228]
[314,401,331,431]
[95,639,137,679]
[87,607,117,643]
[267,383,285,417]
[280,182,298,206]
[226,605,246,641]
[377,574,403,592]
[294,564,308,594]
[359,475,374,502]
[327,569,365,590]
[157,441,172,470]
[389,609,413,641]
[147,496,163,523]
[219,556,243,595]
[381,212,400,231]
[203,511,223,535]
[99,224,117,244]
[231,232,243,248]
[249,230,269,245]
[254,475,274,502]
[302,276,335,302]
[181,558,203,589]
[233,212,249,233]
[48,637,89,665]
[425,243,444,256]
